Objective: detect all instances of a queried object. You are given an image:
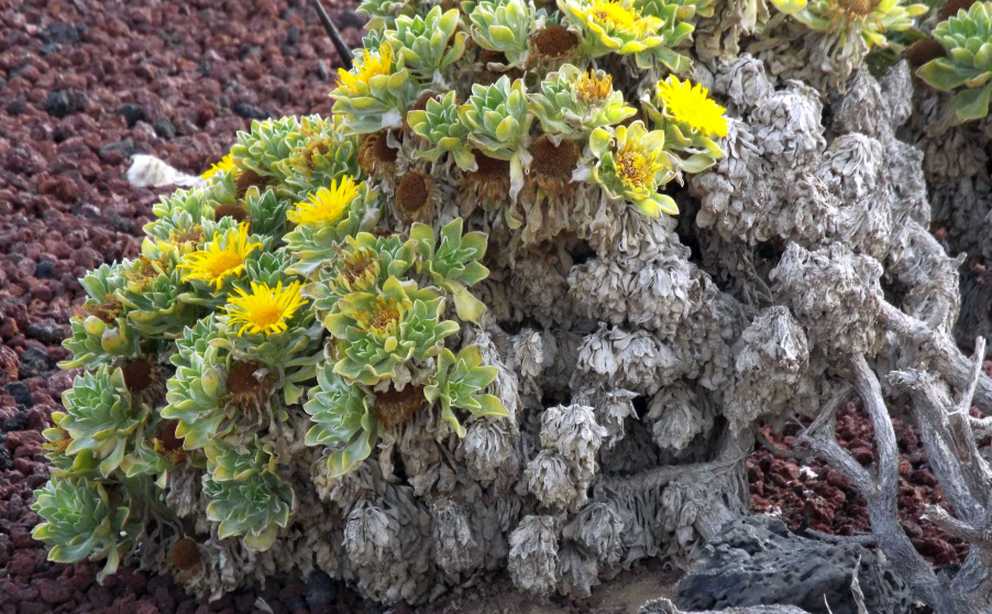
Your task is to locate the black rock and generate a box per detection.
[285,25,301,47]
[1,412,28,433]
[25,321,64,345]
[35,259,56,279]
[6,97,26,116]
[18,346,50,379]
[5,382,33,408]
[153,118,176,139]
[305,570,337,611]
[118,103,147,128]
[676,516,912,614]
[232,101,269,120]
[44,89,87,118]
[41,22,83,46]
[0,445,11,471]
[98,138,138,162]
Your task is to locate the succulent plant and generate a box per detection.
[61,263,141,369]
[633,0,699,71]
[406,91,479,171]
[425,345,507,437]
[117,255,199,338]
[408,218,491,323]
[276,115,360,202]
[584,120,680,217]
[466,0,538,67]
[357,0,416,31]
[160,315,228,451]
[383,6,467,84]
[283,176,382,275]
[529,64,637,138]
[202,444,294,552]
[770,0,928,57]
[303,363,378,477]
[331,42,419,134]
[917,1,992,123]
[31,478,139,581]
[51,366,147,478]
[558,0,667,60]
[305,232,416,319]
[325,276,458,385]
[460,76,534,199]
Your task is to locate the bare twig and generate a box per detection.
[309,0,353,70]
[879,301,992,413]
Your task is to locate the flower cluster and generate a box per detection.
[32,111,508,575]
[33,0,736,592]
[770,0,928,61]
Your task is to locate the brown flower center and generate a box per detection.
[235,169,267,199]
[838,0,879,16]
[396,172,431,213]
[122,357,154,394]
[358,132,398,176]
[530,136,580,179]
[374,384,426,429]
[170,537,202,571]
[213,203,248,223]
[531,25,579,58]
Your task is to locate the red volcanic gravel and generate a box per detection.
[0,1,373,613]
[749,402,969,567]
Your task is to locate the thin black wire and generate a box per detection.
[309,0,353,70]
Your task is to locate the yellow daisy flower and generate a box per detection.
[287,176,360,226]
[589,0,640,31]
[225,281,307,337]
[335,43,395,96]
[200,153,237,181]
[655,76,729,139]
[178,222,261,290]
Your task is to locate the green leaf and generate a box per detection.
[952,82,992,122]
[917,58,982,91]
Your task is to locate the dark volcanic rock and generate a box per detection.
[675,516,912,614]
[44,89,87,118]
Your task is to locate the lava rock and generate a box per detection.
[232,101,269,119]
[305,570,337,611]
[25,322,64,345]
[6,382,34,407]
[44,89,87,118]
[118,103,148,128]
[41,22,84,46]
[676,516,911,614]
[153,118,176,139]
[17,346,50,379]
[35,258,56,279]
[98,138,139,164]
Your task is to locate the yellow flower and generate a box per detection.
[656,76,729,138]
[178,223,261,290]
[335,43,394,96]
[576,69,614,104]
[225,281,307,336]
[287,176,359,226]
[201,153,237,181]
[589,0,639,30]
